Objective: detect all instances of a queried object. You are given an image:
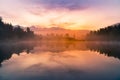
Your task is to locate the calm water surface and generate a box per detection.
[0,41,120,80]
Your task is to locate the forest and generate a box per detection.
[86,23,120,41]
[0,17,78,41]
[0,17,34,41]
[1,16,120,41]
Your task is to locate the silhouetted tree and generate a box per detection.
[0,17,2,23]
[86,23,120,41]
[0,17,35,40]
[26,27,34,38]
[14,26,25,38]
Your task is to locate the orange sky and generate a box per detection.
[0,0,120,30]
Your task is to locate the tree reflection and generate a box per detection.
[0,43,34,67]
[87,42,120,59]
[0,41,88,66]
[0,41,120,67]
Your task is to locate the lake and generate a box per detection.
[0,41,120,80]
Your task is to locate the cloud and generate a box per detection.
[27,0,90,10]
[0,0,120,30]
[27,0,120,10]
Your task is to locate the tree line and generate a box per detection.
[0,17,34,40]
[86,23,120,41]
[36,33,77,41]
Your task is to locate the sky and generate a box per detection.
[0,0,120,30]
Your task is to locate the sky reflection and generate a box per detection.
[0,48,120,80]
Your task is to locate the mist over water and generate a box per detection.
[0,41,120,80]
[0,0,120,79]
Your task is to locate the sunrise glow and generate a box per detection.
[0,0,120,30]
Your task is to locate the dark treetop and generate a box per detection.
[0,17,34,40]
[86,23,120,41]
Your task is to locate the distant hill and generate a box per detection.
[86,23,120,41]
[30,26,90,40]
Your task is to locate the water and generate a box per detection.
[0,41,120,80]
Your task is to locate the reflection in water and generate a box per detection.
[87,42,120,59]
[0,42,33,67]
[0,41,88,66]
[0,41,120,80]
[0,41,120,65]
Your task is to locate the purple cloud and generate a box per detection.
[28,0,91,10]
[25,0,120,10]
